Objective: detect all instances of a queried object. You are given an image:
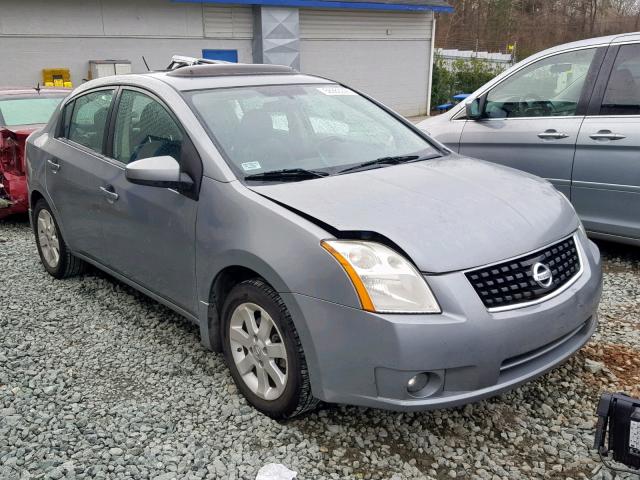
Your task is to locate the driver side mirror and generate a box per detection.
[465,97,484,120]
[125,155,193,190]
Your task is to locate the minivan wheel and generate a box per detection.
[33,200,85,278]
[222,278,318,419]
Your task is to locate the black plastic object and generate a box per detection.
[594,392,640,470]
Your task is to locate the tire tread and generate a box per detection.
[234,278,319,418]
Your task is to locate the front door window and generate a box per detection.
[485,48,597,118]
[113,90,184,164]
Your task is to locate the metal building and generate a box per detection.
[0,0,452,116]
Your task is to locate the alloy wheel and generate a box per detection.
[37,209,60,268]
[229,302,288,401]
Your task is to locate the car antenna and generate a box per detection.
[142,56,151,72]
[35,82,41,94]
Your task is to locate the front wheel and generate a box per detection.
[221,278,318,419]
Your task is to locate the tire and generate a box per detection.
[221,278,318,419]
[33,199,85,279]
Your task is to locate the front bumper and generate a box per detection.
[283,233,603,410]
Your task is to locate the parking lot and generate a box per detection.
[0,215,637,480]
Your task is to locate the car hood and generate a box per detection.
[416,110,455,130]
[249,156,578,273]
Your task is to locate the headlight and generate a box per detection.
[321,240,441,314]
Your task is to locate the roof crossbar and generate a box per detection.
[166,63,297,77]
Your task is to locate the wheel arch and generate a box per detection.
[202,254,291,353]
[29,189,46,222]
[30,189,46,206]
[29,188,73,246]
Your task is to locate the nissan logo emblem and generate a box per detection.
[532,262,553,288]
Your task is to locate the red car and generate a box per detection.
[0,87,68,218]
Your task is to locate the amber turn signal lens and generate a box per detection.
[321,241,375,312]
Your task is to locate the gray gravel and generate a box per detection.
[1,217,639,480]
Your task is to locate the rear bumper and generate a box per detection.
[283,232,602,410]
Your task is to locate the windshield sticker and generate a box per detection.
[317,86,357,96]
[241,161,262,171]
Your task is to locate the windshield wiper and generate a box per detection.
[337,154,438,175]
[244,168,330,182]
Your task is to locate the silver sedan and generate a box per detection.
[27,62,602,418]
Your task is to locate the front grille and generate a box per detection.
[466,235,581,310]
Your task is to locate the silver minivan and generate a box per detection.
[27,63,602,418]
[419,32,640,246]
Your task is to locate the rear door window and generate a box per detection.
[66,90,114,154]
[600,44,640,116]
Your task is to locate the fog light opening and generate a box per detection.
[407,373,429,395]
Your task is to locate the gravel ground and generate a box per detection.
[1,216,639,480]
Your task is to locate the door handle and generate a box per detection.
[538,130,570,140]
[589,130,626,141]
[99,185,119,203]
[47,158,60,173]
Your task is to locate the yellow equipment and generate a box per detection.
[42,68,72,88]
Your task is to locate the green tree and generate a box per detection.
[431,54,504,110]
[431,54,454,107]
[451,57,503,94]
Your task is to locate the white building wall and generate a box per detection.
[0,0,253,86]
[300,9,433,116]
[1,37,254,87]
[1,0,435,115]
[0,0,206,37]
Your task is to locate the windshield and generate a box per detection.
[187,84,439,179]
[0,96,65,127]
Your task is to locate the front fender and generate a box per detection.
[194,178,362,351]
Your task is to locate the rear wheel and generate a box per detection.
[33,200,85,278]
[222,278,318,419]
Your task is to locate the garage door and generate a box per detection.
[300,9,433,116]
[203,5,253,38]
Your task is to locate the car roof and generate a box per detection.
[537,31,640,57]
[153,71,335,92]
[68,64,336,97]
